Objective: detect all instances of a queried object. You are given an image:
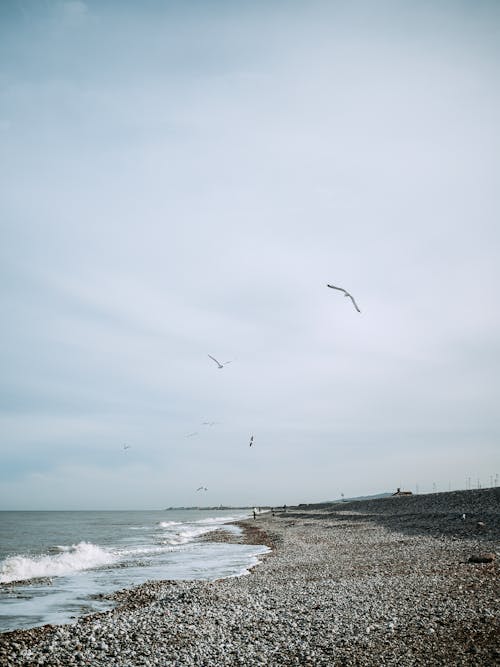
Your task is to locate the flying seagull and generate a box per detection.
[208,354,232,369]
[123,444,131,451]
[327,284,361,312]
[202,421,218,426]
[249,435,254,447]
[185,432,199,438]
[196,486,208,492]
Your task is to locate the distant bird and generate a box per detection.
[123,444,131,452]
[202,421,218,427]
[461,513,466,521]
[249,435,254,447]
[196,486,208,492]
[327,284,361,312]
[185,432,199,438]
[208,354,232,369]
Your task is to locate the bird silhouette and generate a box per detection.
[249,435,254,447]
[327,284,361,312]
[208,354,232,369]
[196,486,208,492]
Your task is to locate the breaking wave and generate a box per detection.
[157,521,181,528]
[0,542,116,584]
[156,514,245,545]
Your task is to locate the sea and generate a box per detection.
[0,509,268,633]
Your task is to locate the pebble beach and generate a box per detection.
[1,488,498,666]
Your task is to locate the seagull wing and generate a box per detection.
[327,284,347,294]
[347,293,361,312]
[328,284,361,312]
[208,354,223,367]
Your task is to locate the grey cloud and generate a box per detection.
[0,0,499,508]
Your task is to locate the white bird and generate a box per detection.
[202,421,218,427]
[196,486,208,492]
[208,354,232,369]
[327,284,361,312]
[185,432,198,438]
[249,435,254,447]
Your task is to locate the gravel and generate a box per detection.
[1,488,498,666]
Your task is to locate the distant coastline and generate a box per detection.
[3,488,498,665]
[164,506,266,511]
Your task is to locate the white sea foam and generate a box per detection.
[157,521,182,528]
[165,528,213,545]
[158,523,225,545]
[119,544,176,557]
[0,542,116,584]
[155,514,247,546]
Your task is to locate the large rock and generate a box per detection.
[468,553,496,564]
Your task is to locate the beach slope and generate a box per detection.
[1,488,498,666]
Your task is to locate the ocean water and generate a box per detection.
[0,510,268,633]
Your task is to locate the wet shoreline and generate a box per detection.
[1,489,498,666]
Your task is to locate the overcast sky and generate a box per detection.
[1,0,499,510]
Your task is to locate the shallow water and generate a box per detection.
[0,510,268,632]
